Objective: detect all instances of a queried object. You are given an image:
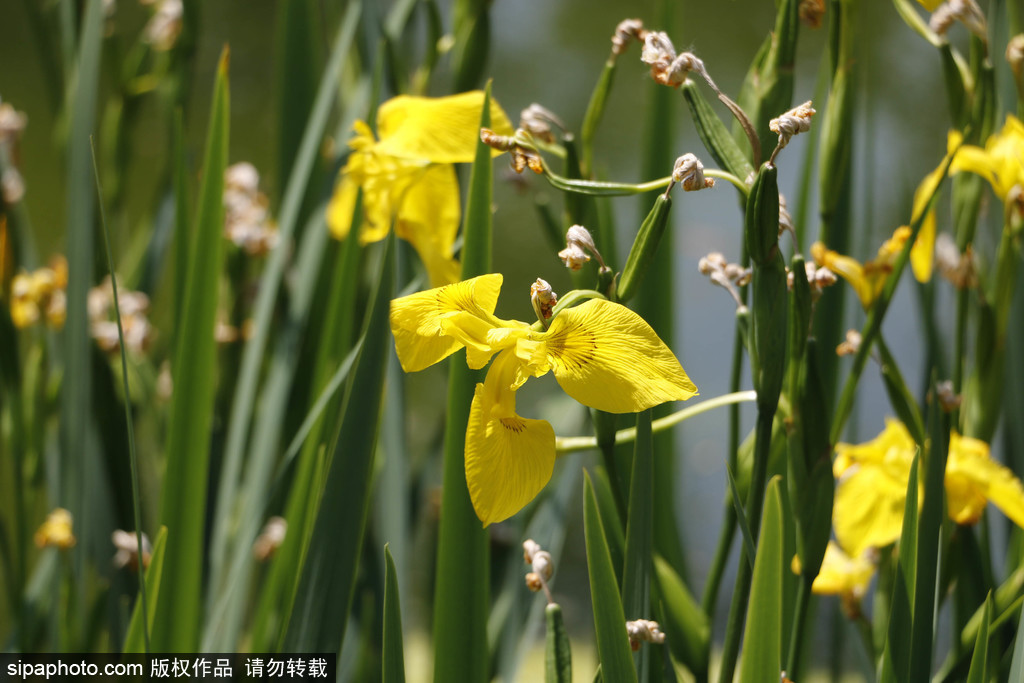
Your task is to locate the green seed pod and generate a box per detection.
[751,256,788,408]
[545,603,573,683]
[681,81,755,183]
[581,60,616,176]
[616,193,672,303]
[745,163,781,267]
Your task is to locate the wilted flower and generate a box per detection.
[626,619,665,651]
[223,162,278,256]
[89,276,154,354]
[143,0,183,51]
[112,530,152,570]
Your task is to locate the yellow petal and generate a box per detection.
[326,176,359,241]
[834,418,916,476]
[465,351,556,526]
[946,432,1024,527]
[909,157,946,282]
[809,542,875,599]
[375,91,515,164]
[834,459,914,558]
[534,299,698,413]
[811,242,875,309]
[394,164,461,287]
[916,0,942,10]
[389,274,504,372]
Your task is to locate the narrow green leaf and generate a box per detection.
[383,545,406,683]
[680,81,755,183]
[151,48,230,652]
[1008,598,1024,681]
[725,464,756,570]
[583,472,638,683]
[879,455,920,683]
[210,2,362,584]
[908,377,948,681]
[545,603,573,683]
[282,233,394,651]
[653,556,709,681]
[123,528,167,653]
[964,593,991,683]
[430,82,496,683]
[591,466,626,587]
[737,477,784,683]
[622,410,654,619]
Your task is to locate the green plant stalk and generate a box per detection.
[91,139,149,653]
[210,2,361,583]
[555,392,756,454]
[430,83,497,683]
[580,58,616,178]
[621,411,654,679]
[382,545,406,683]
[830,150,956,443]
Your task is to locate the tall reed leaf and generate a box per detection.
[282,233,394,652]
[383,545,406,683]
[150,48,229,652]
[737,477,784,683]
[964,593,991,683]
[431,83,496,683]
[123,528,167,653]
[879,455,920,683]
[584,472,638,683]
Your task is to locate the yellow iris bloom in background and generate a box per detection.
[832,419,1024,557]
[948,114,1024,203]
[390,274,698,525]
[327,92,514,287]
[793,542,876,618]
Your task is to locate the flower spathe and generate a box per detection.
[390,274,698,525]
[832,419,1024,558]
[327,92,514,287]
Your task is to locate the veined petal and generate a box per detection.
[465,350,556,526]
[389,274,504,372]
[375,92,515,164]
[395,164,462,287]
[947,432,1024,527]
[536,299,697,413]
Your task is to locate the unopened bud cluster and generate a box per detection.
[523,539,555,602]
[625,619,665,651]
[89,276,154,355]
[929,0,987,41]
[672,154,714,192]
[0,101,28,204]
[934,233,977,289]
[699,252,750,310]
[769,101,815,161]
[934,379,963,412]
[224,162,279,256]
[558,224,608,273]
[788,261,837,301]
[641,32,708,88]
[519,104,564,145]
[481,128,544,175]
[531,279,558,324]
[836,329,862,357]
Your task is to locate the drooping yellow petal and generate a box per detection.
[833,458,914,559]
[949,115,1024,201]
[389,274,504,372]
[326,175,360,241]
[465,350,556,526]
[526,299,697,413]
[811,242,875,309]
[394,163,461,287]
[375,91,515,163]
[909,157,947,282]
[946,432,1024,527]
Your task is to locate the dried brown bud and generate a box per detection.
[672,153,715,191]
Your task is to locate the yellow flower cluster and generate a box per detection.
[10,255,67,329]
[327,92,514,288]
[390,275,698,525]
[35,508,76,550]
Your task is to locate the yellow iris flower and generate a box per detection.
[832,419,1024,557]
[327,92,514,287]
[390,274,698,525]
[948,114,1024,202]
[34,508,76,550]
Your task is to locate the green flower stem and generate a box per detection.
[540,167,748,198]
[830,149,957,444]
[554,391,757,454]
[785,577,812,677]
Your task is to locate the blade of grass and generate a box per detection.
[150,46,230,652]
[1009,598,1024,681]
[622,410,654,681]
[91,137,149,653]
[210,1,362,584]
[584,472,639,683]
[653,556,709,681]
[879,455,921,683]
[964,593,991,683]
[281,233,394,652]
[431,83,497,683]
[123,528,167,653]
